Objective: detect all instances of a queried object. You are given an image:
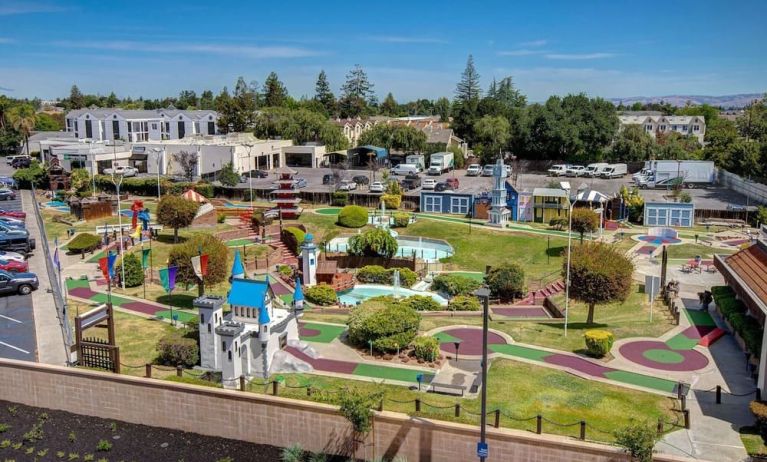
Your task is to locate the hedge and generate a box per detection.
[750,400,767,442]
[412,336,440,362]
[156,332,199,368]
[355,265,416,288]
[282,226,306,254]
[331,192,349,206]
[67,233,101,254]
[115,253,145,288]
[305,284,337,306]
[337,205,368,228]
[403,295,441,312]
[712,286,763,356]
[584,330,614,357]
[432,273,481,296]
[449,295,481,311]
[347,301,420,353]
[392,212,410,228]
[93,175,214,197]
[381,194,401,210]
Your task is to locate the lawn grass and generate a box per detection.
[298,212,347,243]
[665,243,735,259]
[740,426,767,458]
[300,322,346,343]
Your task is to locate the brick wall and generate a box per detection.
[0,359,698,462]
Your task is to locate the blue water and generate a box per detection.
[326,236,453,263]
[337,284,448,306]
[223,201,251,208]
[45,201,67,207]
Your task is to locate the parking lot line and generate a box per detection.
[0,313,22,323]
[0,340,30,354]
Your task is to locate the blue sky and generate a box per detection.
[1,0,765,102]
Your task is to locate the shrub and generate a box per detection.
[277,264,293,277]
[403,295,441,312]
[12,161,47,188]
[392,212,410,228]
[348,228,398,258]
[168,233,229,288]
[432,273,481,296]
[251,210,274,229]
[156,331,199,367]
[412,336,440,361]
[281,226,305,254]
[337,205,368,228]
[584,330,614,357]
[356,265,389,284]
[115,253,144,288]
[549,218,567,230]
[381,194,401,209]
[95,440,112,452]
[337,387,383,435]
[751,400,767,442]
[305,284,337,306]
[347,301,420,353]
[331,192,349,206]
[394,267,417,288]
[67,233,101,254]
[449,295,481,311]
[713,286,763,356]
[217,214,226,224]
[614,421,657,462]
[486,263,526,300]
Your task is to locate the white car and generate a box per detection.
[0,250,25,263]
[548,164,569,176]
[422,179,437,190]
[466,164,481,176]
[565,165,586,177]
[369,181,385,193]
[337,180,357,191]
[104,165,138,177]
[481,165,495,176]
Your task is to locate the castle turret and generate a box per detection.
[194,295,225,370]
[301,233,318,286]
[231,250,245,279]
[293,276,304,317]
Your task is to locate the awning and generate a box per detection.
[130,153,148,161]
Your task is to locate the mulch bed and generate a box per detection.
[0,399,328,462]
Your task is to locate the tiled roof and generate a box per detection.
[722,243,767,309]
[228,278,270,310]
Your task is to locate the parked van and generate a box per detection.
[0,233,35,256]
[584,163,609,177]
[547,164,569,176]
[601,163,628,179]
[390,164,420,176]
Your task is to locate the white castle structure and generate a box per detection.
[487,158,510,227]
[195,251,303,388]
[301,233,319,286]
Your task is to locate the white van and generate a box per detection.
[547,164,569,176]
[390,164,420,176]
[584,163,609,177]
[601,163,628,179]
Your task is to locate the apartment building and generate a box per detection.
[64,108,219,142]
[618,113,706,143]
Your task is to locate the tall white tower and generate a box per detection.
[301,233,318,286]
[487,158,511,227]
[194,295,225,370]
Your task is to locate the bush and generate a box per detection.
[412,336,440,361]
[713,286,763,356]
[281,226,305,254]
[432,273,481,296]
[394,267,417,288]
[12,161,47,189]
[392,212,410,228]
[348,228,398,258]
[337,205,368,228]
[115,253,144,288]
[277,264,293,277]
[403,295,441,312]
[337,387,383,435]
[168,234,229,287]
[486,263,526,300]
[347,301,420,353]
[156,332,199,367]
[549,218,567,230]
[251,210,274,229]
[305,284,337,306]
[751,400,767,442]
[614,421,657,462]
[584,330,614,357]
[355,265,416,288]
[67,233,101,254]
[217,214,226,224]
[381,194,401,209]
[331,192,349,206]
[449,295,481,311]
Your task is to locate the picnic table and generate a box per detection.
[684,258,715,273]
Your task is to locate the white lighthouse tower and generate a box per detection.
[301,233,318,286]
[487,158,511,227]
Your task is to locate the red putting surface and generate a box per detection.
[120,301,163,316]
[636,245,657,255]
[285,346,357,374]
[438,328,507,356]
[299,326,322,337]
[492,307,550,318]
[68,287,99,299]
[618,341,709,372]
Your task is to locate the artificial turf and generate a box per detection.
[66,278,91,289]
[603,370,677,394]
[299,322,346,343]
[489,344,552,362]
[352,363,434,383]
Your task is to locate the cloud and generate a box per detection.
[0,1,66,15]
[368,36,447,44]
[497,49,546,56]
[519,39,547,47]
[51,40,324,59]
[545,52,616,60]
[0,86,14,92]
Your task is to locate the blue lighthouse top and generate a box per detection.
[293,276,304,302]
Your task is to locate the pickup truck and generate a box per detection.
[103,165,138,177]
[0,269,39,295]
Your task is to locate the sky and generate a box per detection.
[0,0,766,102]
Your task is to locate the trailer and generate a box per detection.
[427,152,454,175]
[643,160,715,188]
[405,154,425,171]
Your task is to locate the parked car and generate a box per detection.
[0,233,34,255]
[241,170,269,182]
[0,189,16,201]
[103,165,138,177]
[390,164,420,176]
[0,217,25,228]
[322,174,334,185]
[466,164,482,176]
[481,165,495,176]
[0,269,39,295]
[369,181,385,193]
[445,177,460,189]
[0,224,27,236]
[0,250,26,263]
[337,180,357,191]
[11,157,31,169]
[0,210,25,219]
[0,258,28,273]
[422,179,437,190]
[400,174,421,191]
[352,175,370,186]
[295,177,307,188]
[600,163,628,179]
[435,182,455,192]
[0,178,17,189]
[548,164,569,176]
[565,165,586,177]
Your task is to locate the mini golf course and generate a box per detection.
[298,322,346,343]
[434,327,679,394]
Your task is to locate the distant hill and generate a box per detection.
[609,93,764,109]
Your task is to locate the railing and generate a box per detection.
[30,185,75,362]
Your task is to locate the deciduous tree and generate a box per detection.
[570,208,600,243]
[157,196,200,243]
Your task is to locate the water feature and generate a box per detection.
[393,269,400,298]
[326,235,453,262]
[337,284,448,306]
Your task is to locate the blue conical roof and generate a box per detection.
[293,277,304,302]
[258,306,271,324]
[231,250,244,278]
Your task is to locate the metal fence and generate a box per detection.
[718,169,767,206]
[30,185,74,361]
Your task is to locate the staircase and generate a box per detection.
[514,279,566,306]
[265,224,298,265]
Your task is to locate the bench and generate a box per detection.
[429,382,465,396]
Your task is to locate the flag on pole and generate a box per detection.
[191,254,209,280]
[98,257,110,281]
[130,225,141,240]
[107,252,118,279]
[159,266,177,293]
[141,248,151,269]
[52,237,61,271]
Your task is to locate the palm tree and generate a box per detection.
[7,104,36,156]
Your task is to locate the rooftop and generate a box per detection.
[228,278,270,310]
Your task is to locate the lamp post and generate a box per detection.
[151,147,163,201]
[243,143,255,210]
[563,200,576,337]
[474,287,492,462]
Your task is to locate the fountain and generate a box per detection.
[393,269,400,298]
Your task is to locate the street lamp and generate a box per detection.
[241,143,256,210]
[563,200,576,337]
[151,147,163,201]
[474,287,492,462]
[88,140,96,197]
[112,139,127,289]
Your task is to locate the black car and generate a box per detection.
[0,232,35,255]
[0,189,16,201]
[0,269,39,295]
[434,182,455,192]
[400,176,421,191]
[240,170,269,182]
[352,175,370,186]
[11,157,30,169]
[322,174,334,185]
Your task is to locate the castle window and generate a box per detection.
[222,341,226,350]
[227,351,232,361]
[207,323,211,333]
[200,314,205,324]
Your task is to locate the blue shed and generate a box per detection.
[504,181,519,221]
[420,191,474,216]
[644,202,695,227]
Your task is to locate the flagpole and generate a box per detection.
[141,239,146,300]
[149,235,154,284]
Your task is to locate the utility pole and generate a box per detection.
[475,287,492,462]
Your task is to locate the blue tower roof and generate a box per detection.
[293,277,304,302]
[258,306,271,324]
[227,278,269,310]
[231,250,244,277]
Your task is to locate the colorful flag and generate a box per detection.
[191,254,209,280]
[107,252,118,279]
[141,248,151,269]
[98,257,110,281]
[159,266,177,293]
[52,237,60,270]
[130,225,141,240]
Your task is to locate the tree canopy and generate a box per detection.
[156,196,200,243]
[252,107,349,151]
[347,228,398,259]
[570,208,600,242]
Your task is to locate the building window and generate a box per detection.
[112,120,120,140]
[207,323,211,333]
[660,125,666,131]
[423,195,442,213]
[178,121,186,138]
[208,121,215,135]
[194,122,200,134]
[222,341,226,350]
[450,197,469,215]
[693,125,700,131]
[66,119,71,129]
[227,351,232,361]
[672,125,677,131]
[682,125,688,132]
[200,314,205,324]
[131,121,149,141]
[152,123,157,130]
[645,125,652,131]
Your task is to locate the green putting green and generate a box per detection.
[643,349,685,364]
[352,363,434,383]
[665,333,700,350]
[87,251,106,263]
[489,344,552,362]
[433,331,462,344]
[225,238,257,247]
[90,293,132,306]
[155,310,197,323]
[279,294,294,304]
[299,322,346,343]
[66,278,91,289]
[684,309,717,327]
[603,370,677,393]
[443,271,485,281]
[315,208,342,215]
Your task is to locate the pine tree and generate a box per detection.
[381,93,398,116]
[105,92,119,107]
[262,72,288,107]
[314,70,336,116]
[69,85,84,109]
[455,55,481,104]
[487,78,498,99]
[339,65,375,118]
[199,90,215,110]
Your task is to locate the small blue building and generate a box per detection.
[504,181,519,221]
[420,191,474,215]
[644,201,694,227]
